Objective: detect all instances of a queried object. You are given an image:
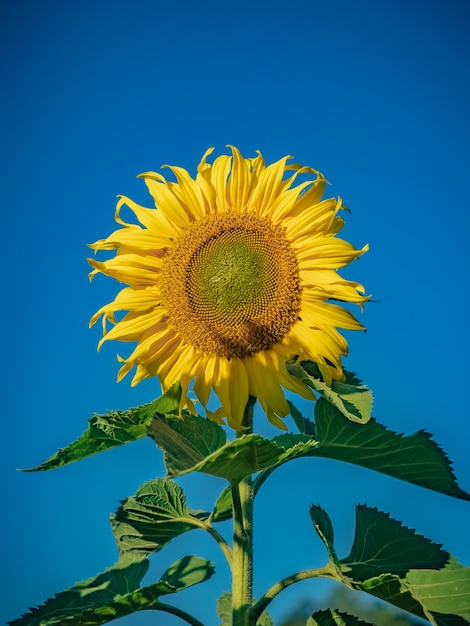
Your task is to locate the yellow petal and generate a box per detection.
[140,174,191,230]
[210,154,231,211]
[162,164,207,221]
[284,198,338,240]
[89,225,168,252]
[194,353,218,407]
[227,145,254,212]
[296,239,369,269]
[213,357,249,429]
[301,300,365,331]
[245,353,290,422]
[252,155,292,218]
[114,195,176,240]
[88,253,162,287]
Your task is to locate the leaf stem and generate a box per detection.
[180,516,233,567]
[155,600,206,626]
[250,563,338,623]
[204,522,234,568]
[252,465,276,496]
[232,396,256,626]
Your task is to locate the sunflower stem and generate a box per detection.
[231,396,256,626]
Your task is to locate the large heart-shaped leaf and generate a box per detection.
[9,555,214,626]
[148,411,226,475]
[111,478,202,557]
[26,384,182,471]
[291,399,470,500]
[340,505,449,580]
[310,504,470,625]
[148,412,317,481]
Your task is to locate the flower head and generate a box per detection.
[89,147,368,429]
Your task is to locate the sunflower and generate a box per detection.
[88,147,368,430]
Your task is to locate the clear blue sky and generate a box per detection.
[2,1,469,624]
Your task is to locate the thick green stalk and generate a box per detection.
[232,396,256,626]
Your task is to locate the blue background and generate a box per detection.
[2,1,469,624]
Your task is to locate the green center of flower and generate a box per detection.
[188,229,275,325]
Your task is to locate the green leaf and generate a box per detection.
[216,592,273,626]
[309,505,341,570]
[8,558,148,625]
[258,399,469,501]
[288,362,373,424]
[211,486,233,523]
[340,505,449,580]
[311,399,470,500]
[404,558,470,624]
[272,433,319,464]
[111,478,200,557]
[309,504,470,625]
[288,400,316,436]
[9,555,213,626]
[26,384,182,472]
[148,410,318,481]
[184,434,282,481]
[147,411,226,476]
[358,559,470,625]
[156,554,216,595]
[217,592,232,626]
[167,433,317,482]
[256,609,274,625]
[356,573,426,621]
[307,609,375,625]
